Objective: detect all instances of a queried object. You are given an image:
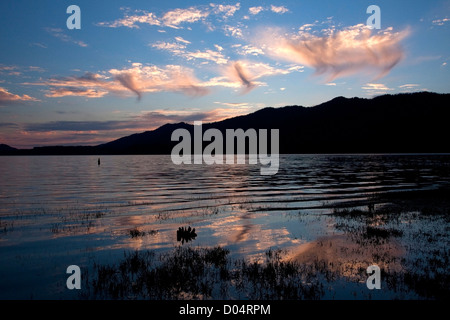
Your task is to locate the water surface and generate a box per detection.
[0,154,449,299]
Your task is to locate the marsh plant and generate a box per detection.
[84,188,450,300]
[85,246,326,300]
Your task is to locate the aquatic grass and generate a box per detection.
[129,228,146,238]
[86,246,330,300]
[129,228,158,238]
[79,198,450,301]
[328,193,450,300]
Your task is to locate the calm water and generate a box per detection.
[0,154,449,299]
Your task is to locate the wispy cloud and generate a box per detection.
[237,45,264,56]
[162,6,209,29]
[398,83,425,92]
[270,5,289,14]
[249,6,264,15]
[45,28,88,47]
[152,39,228,65]
[223,25,244,38]
[248,5,288,16]
[10,106,258,147]
[30,43,48,49]
[0,87,39,106]
[362,83,393,95]
[432,18,450,26]
[0,65,45,77]
[151,41,187,54]
[256,24,409,81]
[30,63,209,100]
[22,107,258,135]
[97,10,160,28]
[223,60,304,93]
[114,73,143,100]
[399,84,420,89]
[210,3,241,19]
[174,36,191,44]
[184,50,229,65]
[29,58,300,100]
[98,3,240,29]
[362,83,391,91]
[46,87,109,98]
[231,61,256,93]
[0,65,21,76]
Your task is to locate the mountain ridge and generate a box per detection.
[1,92,449,155]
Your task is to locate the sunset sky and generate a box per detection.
[0,0,449,148]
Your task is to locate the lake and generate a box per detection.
[0,154,449,299]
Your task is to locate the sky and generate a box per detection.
[0,0,449,148]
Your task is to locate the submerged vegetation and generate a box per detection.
[84,246,326,300]
[83,188,450,300]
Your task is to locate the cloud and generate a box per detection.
[399,84,420,89]
[46,87,109,98]
[97,11,160,28]
[0,65,18,71]
[184,50,228,65]
[399,83,424,92]
[223,60,303,94]
[6,105,267,148]
[151,41,187,54]
[30,42,48,49]
[237,45,264,56]
[0,122,19,129]
[21,107,254,136]
[249,6,264,15]
[299,23,315,32]
[174,36,191,44]
[362,83,393,95]
[114,73,142,101]
[0,65,43,76]
[210,3,241,19]
[98,3,241,29]
[270,5,289,14]
[31,63,210,100]
[248,5,289,16]
[37,72,118,98]
[0,87,39,106]
[256,24,409,81]
[232,61,255,93]
[152,41,228,65]
[162,7,210,28]
[45,28,88,47]
[98,8,196,29]
[432,18,450,26]
[110,64,210,97]
[223,25,244,38]
[362,83,391,91]
[0,65,21,76]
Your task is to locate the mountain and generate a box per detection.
[2,92,450,155]
[0,144,18,155]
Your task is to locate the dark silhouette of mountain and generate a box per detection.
[2,92,449,155]
[0,144,17,155]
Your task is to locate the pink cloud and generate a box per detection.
[256,24,409,81]
[31,63,209,100]
[0,87,39,106]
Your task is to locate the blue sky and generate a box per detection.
[0,0,449,148]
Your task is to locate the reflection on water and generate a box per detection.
[288,234,405,279]
[0,154,449,299]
